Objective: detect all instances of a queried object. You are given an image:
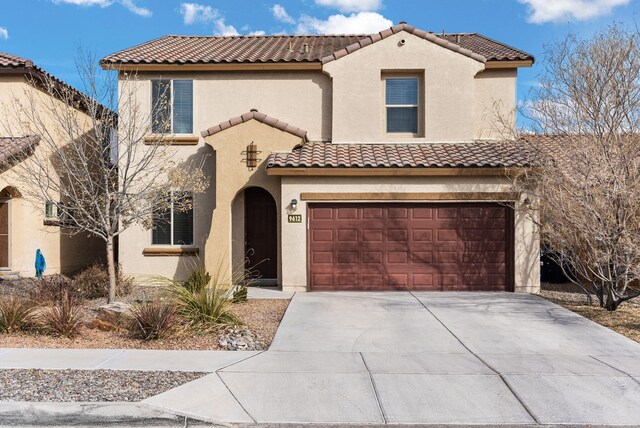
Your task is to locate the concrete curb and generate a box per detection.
[0,402,212,426]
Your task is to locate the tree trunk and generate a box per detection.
[106,235,117,303]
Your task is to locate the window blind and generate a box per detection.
[172,193,193,245]
[172,80,193,134]
[386,78,418,105]
[386,78,419,133]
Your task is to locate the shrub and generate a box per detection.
[126,300,177,340]
[29,274,78,304]
[0,296,35,333]
[36,290,83,338]
[168,268,239,328]
[72,264,134,299]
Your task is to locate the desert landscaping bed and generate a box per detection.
[0,270,290,351]
[540,282,640,343]
[0,298,289,350]
[0,369,206,401]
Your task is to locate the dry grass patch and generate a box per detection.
[541,282,640,343]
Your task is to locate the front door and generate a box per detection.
[0,201,9,269]
[244,187,277,280]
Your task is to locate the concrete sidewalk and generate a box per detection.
[2,292,640,426]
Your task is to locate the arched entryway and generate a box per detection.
[0,187,20,270]
[244,187,277,282]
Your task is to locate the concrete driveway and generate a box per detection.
[146,292,640,426]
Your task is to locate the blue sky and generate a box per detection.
[1,0,639,125]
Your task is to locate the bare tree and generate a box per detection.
[0,53,207,302]
[517,25,640,310]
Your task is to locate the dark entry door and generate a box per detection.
[244,187,277,279]
[0,202,9,268]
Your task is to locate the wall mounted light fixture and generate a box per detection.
[241,141,262,170]
[290,198,298,212]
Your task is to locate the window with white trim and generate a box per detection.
[385,77,419,133]
[152,192,194,245]
[151,80,193,134]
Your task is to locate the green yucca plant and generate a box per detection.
[0,296,36,334]
[167,262,240,328]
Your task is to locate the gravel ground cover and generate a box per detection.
[0,369,206,402]
[540,282,640,343]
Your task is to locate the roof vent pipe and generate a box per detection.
[456,34,461,44]
[303,42,310,53]
[288,40,293,51]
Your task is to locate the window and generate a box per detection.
[45,201,55,218]
[151,80,193,134]
[152,192,194,246]
[385,77,419,133]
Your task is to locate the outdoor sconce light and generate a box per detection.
[241,142,262,171]
[290,199,298,212]
[523,197,531,206]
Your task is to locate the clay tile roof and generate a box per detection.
[201,110,308,141]
[266,140,532,169]
[101,24,533,66]
[0,52,114,119]
[0,52,33,68]
[0,135,40,165]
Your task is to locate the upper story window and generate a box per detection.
[385,77,419,133]
[151,80,193,134]
[152,192,194,246]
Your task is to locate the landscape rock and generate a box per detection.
[90,302,130,331]
[218,325,266,351]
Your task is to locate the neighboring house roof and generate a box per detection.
[0,135,40,164]
[201,110,308,141]
[0,52,115,119]
[100,23,533,66]
[266,140,532,169]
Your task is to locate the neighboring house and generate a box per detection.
[0,53,105,277]
[101,22,539,293]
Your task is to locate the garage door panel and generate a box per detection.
[308,203,512,291]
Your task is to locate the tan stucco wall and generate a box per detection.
[0,75,106,276]
[119,119,302,282]
[474,69,517,139]
[279,175,540,293]
[125,70,331,141]
[323,31,486,143]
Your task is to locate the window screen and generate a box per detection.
[151,193,193,245]
[172,80,193,134]
[151,80,171,133]
[386,78,419,133]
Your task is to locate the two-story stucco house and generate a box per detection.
[101,22,539,293]
[0,53,105,277]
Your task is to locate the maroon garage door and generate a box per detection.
[308,203,513,291]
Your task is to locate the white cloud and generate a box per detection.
[314,0,381,13]
[51,0,151,16]
[297,11,391,34]
[180,3,239,36]
[249,30,267,36]
[52,0,112,6]
[120,0,151,16]
[272,4,295,24]
[519,0,630,23]
[214,19,239,36]
[0,28,7,40]
[180,2,218,24]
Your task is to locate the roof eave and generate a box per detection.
[265,167,524,176]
